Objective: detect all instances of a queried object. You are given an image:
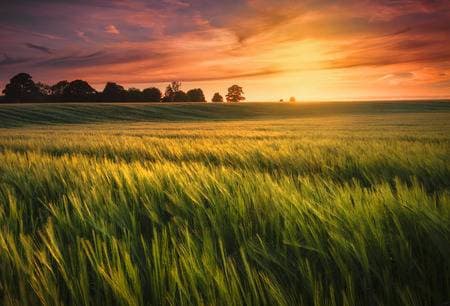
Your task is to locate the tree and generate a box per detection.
[51,81,70,98]
[102,82,127,102]
[127,88,142,102]
[170,81,181,93]
[2,73,40,102]
[186,88,206,102]
[289,96,296,102]
[172,90,187,102]
[36,82,52,98]
[226,85,245,102]
[212,93,224,103]
[63,80,97,102]
[162,85,173,102]
[163,81,182,102]
[142,87,162,102]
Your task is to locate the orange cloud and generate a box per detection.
[105,25,120,35]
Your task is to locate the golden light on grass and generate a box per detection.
[0,102,449,305]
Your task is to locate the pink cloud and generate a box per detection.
[105,25,120,35]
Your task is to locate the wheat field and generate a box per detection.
[0,102,449,305]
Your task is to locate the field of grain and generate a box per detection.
[0,102,449,305]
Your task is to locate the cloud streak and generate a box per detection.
[0,54,32,66]
[25,43,54,54]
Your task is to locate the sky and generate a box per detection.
[1,0,449,101]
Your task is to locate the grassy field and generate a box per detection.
[0,101,449,305]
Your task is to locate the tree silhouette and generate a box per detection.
[36,82,52,98]
[162,86,173,102]
[51,81,70,99]
[226,85,245,103]
[171,81,181,92]
[212,93,224,103]
[2,73,40,102]
[1,73,218,104]
[186,88,206,102]
[102,82,126,102]
[289,96,296,102]
[163,81,182,102]
[173,91,188,102]
[142,87,162,102]
[63,80,97,102]
[127,88,142,102]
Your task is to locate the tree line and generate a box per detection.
[0,73,246,103]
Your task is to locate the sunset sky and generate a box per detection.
[1,0,449,101]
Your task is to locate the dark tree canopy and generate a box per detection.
[1,73,215,104]
[36,82,52,97]
[212,93,224,103]
[63,80,97,102]
[163,81,183,102]
[142,87,162,102]
[127,88,142,102]
[170,81,181,93]
[172,90,188,102]
[162,86,173,102]
[226,85,245,103]
[186,88,206,102]
[51,81,70,98]
[2,73,40,102]
[102,82,127,102]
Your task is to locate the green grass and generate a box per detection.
[0,101,449,305]
[0,101,449,127]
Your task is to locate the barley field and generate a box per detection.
[0,102,449,306]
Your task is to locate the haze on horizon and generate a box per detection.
[1,0,449,101]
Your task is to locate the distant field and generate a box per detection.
[0,101,449,305]
[1,100,449,127]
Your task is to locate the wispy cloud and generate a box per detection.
[76,30,90,42]
[0,24,63,40]
[25,43,53,54]
[37,51,106,67]
[0,54,32,66]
